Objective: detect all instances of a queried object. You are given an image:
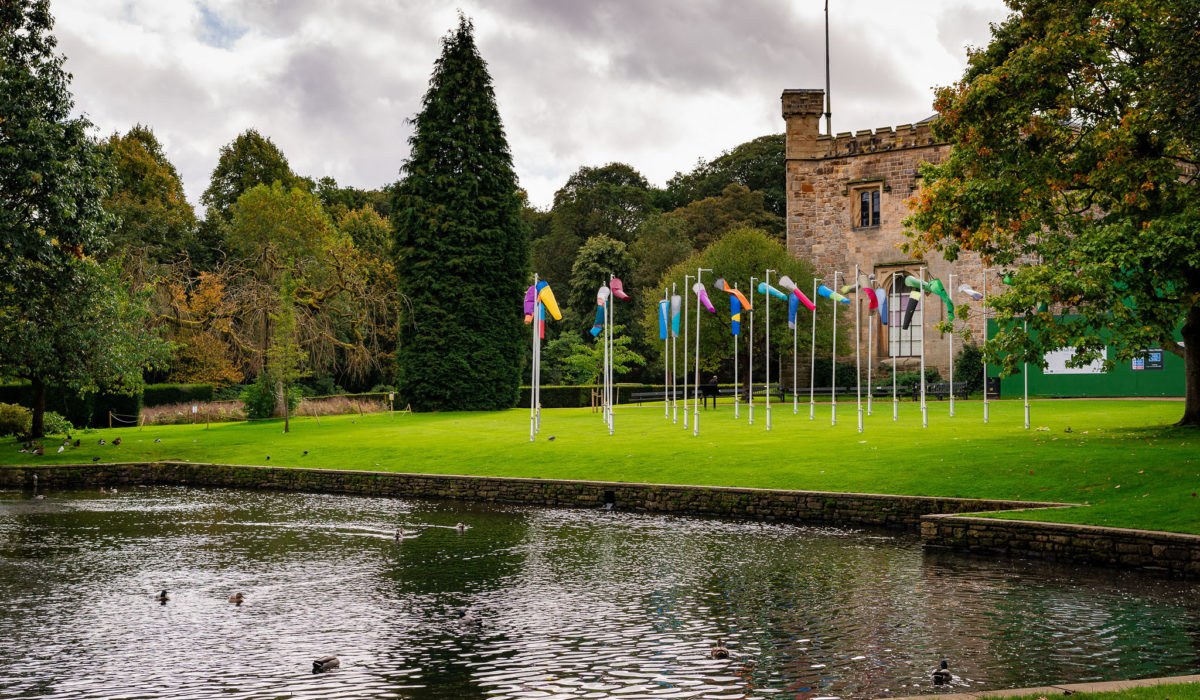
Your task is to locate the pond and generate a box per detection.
[1,486,1198,699]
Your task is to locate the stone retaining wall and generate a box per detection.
[1,462,1050,529]
[8,462,1200,577]
[922,513,1200,578]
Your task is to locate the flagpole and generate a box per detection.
[855,263,863,434]
[949,271,956,418]
[793,285,799,415]
[920,266,928,429]
[765,268,775,431]
[810,277,819,420]
[693,268,711,437]
[892,272,899,422]
[749,275,757,425]
[982,269,989,424]
[831,270,840,427]
[683,274,692,430]
[608,272,615,435]
[536,295,542,434]
[663,289,670,419]
[530,273,538,442]
[734,282,741,420]
[1024,317,1031,430]
[672,282,679,424]
[867,274,874,417]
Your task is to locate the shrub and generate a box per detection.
[300,395,386,417]
[143,383,215,407]
[955,343,985,394]
[42,411,74,436]
[142,401,245,425]
[241,374,299,420]
[811,359,859,388]
[0,402,32,437]
[895,368,944,397]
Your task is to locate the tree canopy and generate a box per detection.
[391,14,529,411]
[904,0,1200,426]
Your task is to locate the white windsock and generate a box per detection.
[958,283,984,301]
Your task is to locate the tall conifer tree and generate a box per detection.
[392,15,529,411]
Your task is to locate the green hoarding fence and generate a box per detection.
[985,319,1184,398]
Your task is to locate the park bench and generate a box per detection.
[630,388,686,405]
[914,381,971,401]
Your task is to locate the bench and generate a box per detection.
[913,381,971,401]
[630,389,686,405]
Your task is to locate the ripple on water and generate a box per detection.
[2,487,1199,699]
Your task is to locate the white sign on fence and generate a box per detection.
[1043,347,1107,375]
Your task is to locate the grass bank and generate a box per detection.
[2,398,1197,534]
[978,681,1200,698]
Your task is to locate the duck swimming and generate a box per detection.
[710,640,729,659]
[312,656,339,673]
[155,590,169,602]
[229,593,244,605]
[933,660,951,685]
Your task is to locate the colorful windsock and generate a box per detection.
[523,285,537,324]
[730,294,743,335]
[610,277,631,301]
[927,278,955,322]
[591,284,610,338]
[713,278,752,312]
[536,281,562,320]
[777,275,815,312]
[877,286,890,325]
[757,281,788,301]
[787,292,801,329]
[958,283,984,301]
[658,299,670,340]
[902,275,925,330]
[670,295,681,337]
[693,282,716,313]
[818,284,850,304]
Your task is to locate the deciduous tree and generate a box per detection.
[904,0,1200,426]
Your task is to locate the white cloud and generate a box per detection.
[52,0,1011,211]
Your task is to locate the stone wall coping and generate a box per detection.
[886,672,1200,699]
[6,461,1070,511]
[923,512,1200,545]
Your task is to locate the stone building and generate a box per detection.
[781,88,989,378]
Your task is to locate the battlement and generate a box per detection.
[782,89,942,160]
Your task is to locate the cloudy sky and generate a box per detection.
[54,0,1011,212]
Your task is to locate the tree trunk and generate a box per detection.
[1178,305,1200,427]
[30,377,46,438]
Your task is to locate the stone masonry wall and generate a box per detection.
[3,462,1050,529]
[921,513,1200,578]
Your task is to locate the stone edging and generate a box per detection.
[6,462,1200,577]
[922,511,1200,578]
[886,672,1200,699]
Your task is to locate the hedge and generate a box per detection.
[0,383,143,429]
[143,383,215,407]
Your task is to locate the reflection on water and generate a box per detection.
[1,486,1198,699]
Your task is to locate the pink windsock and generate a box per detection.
[862,286,879,310]
[777,275,815,312]
[693,282,716,313]
[610,277,631,301]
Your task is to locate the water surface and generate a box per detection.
[2,486,1198,699]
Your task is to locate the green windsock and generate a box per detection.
[927,278,955,322]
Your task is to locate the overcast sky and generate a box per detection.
[54,0,1011,212]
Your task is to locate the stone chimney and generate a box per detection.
[781,89,825,159]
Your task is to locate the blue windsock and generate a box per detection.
[670,295,682,337]
[658,299,669,340]
[877,287,890,325]
[817,284,851,304]
[730,294,742,336]
[757,281,788,301]
[787,292,800,329]
[590,304,605,338]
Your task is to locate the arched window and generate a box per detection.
[886,271,922,357]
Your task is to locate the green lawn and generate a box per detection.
[3,398,1198,534]
[978,681,1200,698]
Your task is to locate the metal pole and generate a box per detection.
[831,270,840,426]
[608,273,614,435]
[683,274,691,429]
[749,276,756,425]
[693,268,711,437]
[949,272,956,418]
[983,269,989,424]
[810,277,819,420]
[855,263,863,433]
[793,289,799,415]
[867,274,874,417]
[920,266,928,429]
[530,273,538,441]
[824,0,832,137]
[1024,318,1031,430]
[664,288,670,419]
[536,296,542,434]
[734,283,741,420]
[672,282,679,424]
[765,268,775,431]
[892,272,899,422]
